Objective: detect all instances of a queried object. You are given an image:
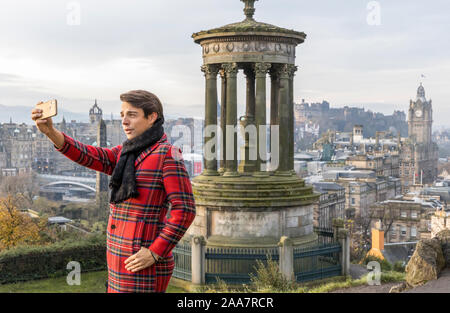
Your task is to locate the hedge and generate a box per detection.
[361,255,392,272]
[0,234,107,284]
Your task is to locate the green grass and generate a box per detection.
[0,270,405,294]
[0,271,186,293]
[306,271,405,293]
[202,271,406,293]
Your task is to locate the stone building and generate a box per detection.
[399,84,439,192]
[312,182,346,229]
[32,131,57,174]
[322,169,402,218]
[313,124,400,157]
[345,153,400,178]
[370,194,443,243]
[106,119,127,148]
[0,122,34,175]
[0,145,7,169]
[346,154,384,177]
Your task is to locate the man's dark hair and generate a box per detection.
[120,90,164,120]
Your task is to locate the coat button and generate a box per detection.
[111,224,116,230]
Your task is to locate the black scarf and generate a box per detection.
[109,117,164,204]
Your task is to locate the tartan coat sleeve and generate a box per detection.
[148,145,196,258]
[55,132,121,175]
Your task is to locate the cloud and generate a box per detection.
[0,0,449,125]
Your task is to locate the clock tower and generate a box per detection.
[400,83,438,191]
[408,83,432,144]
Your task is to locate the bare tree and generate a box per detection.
[369,202,401,238]
[0,173,39,208]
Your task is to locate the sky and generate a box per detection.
[0,0,449,126]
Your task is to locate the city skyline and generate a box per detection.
[0,0,449,125]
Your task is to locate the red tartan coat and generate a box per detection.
[56,132,196,292]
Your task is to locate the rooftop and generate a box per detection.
[312,182,345,192]
[48,216,73,224]
[192,0,305,43]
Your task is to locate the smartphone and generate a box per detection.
[36,99,58,120]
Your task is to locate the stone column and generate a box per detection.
[332,218,345,241]
[238,66,257,173]
[278,236,295,281]
[254,62,271,176]
[222,62,239,177]
[287,65,298,174]
[332,218,350,276]
[270,65,280,129]
[219,68,227,174]
[275,64,291,176]
[191,235,206,285]
[245,66,256,119]
[270,65,280,173]
[201,64,220,176]
[338,228,350,277]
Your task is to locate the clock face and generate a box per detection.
[415,110,422,118]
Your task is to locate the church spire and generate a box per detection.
[417,82,426,101]
[89,99,103,123]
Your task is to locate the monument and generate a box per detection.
[188,0,319,255]
[399,83,438,192]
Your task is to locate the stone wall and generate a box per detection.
[431,212,450,238]
[187,204,315,242]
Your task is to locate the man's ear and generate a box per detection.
[152,112,158,123]
[150,112,158,124]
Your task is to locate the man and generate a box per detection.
[31,90,196,292]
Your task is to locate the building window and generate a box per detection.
[401,226,407,236]
[351,198,355,205]
[401,211,407,218]
[391,226,396,237]
[411,211,417,219]
[411,226,417,238]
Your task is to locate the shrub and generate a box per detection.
[0,233,106,284]
[393,261,406,273]
[249,254,297,292]
[362,255,392,272]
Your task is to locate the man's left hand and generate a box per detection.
[124,247,155,273]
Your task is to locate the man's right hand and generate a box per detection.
[31,102,54,135]
[31,102,64,149]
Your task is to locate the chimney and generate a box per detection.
[366,219,385,260]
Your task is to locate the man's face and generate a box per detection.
[121,101,157,140]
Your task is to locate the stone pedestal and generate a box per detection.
[191,235,206,285]
[189,175,319,249]
[278,236,294,281]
